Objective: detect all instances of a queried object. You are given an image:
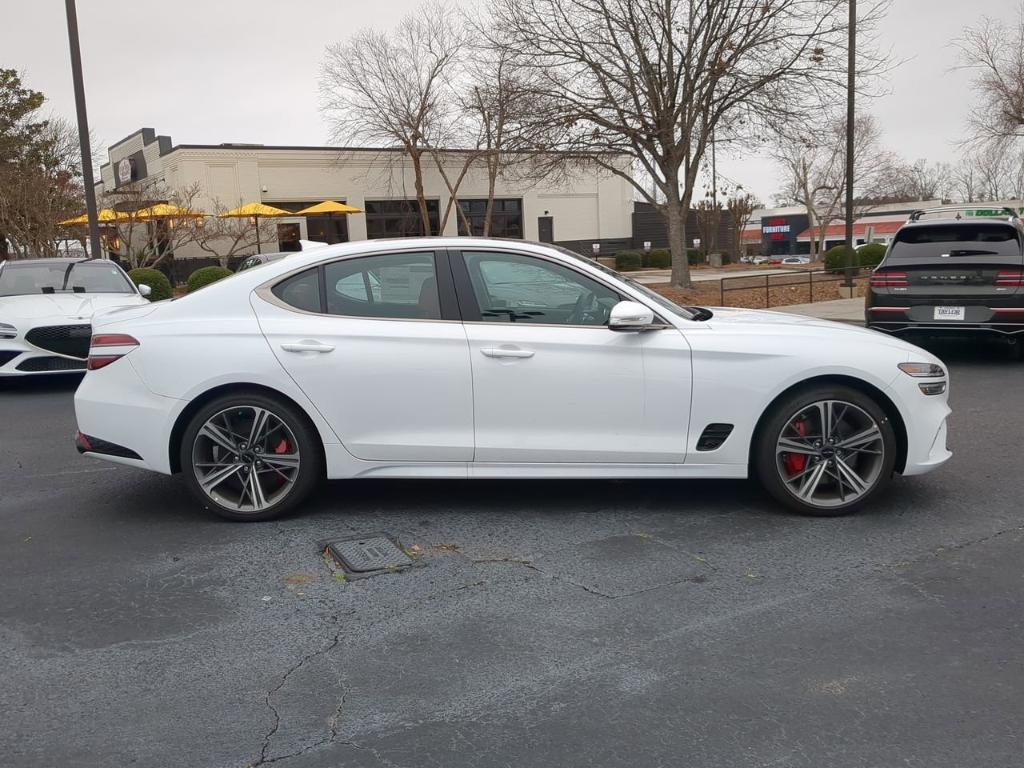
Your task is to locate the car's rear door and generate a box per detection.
[873,221,1024,323]
[252,248,474,462]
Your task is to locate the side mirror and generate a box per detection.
[609,300,656,331]
[138,283,152,298]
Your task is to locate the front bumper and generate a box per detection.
[885,369,952,476]
[0,339,88,376]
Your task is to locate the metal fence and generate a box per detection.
[717,266,873,308]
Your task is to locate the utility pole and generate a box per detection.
[843,0,856,287]
[64,0,103,260]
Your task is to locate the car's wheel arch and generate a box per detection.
[748,374,908,475]
[168,382,327,474]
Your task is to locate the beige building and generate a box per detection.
[96,128,634,262]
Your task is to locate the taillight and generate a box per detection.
[870,271,908,287]
[87,333,139,371]
[995,270,1024,287]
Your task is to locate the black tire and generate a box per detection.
[754,384,898,517]
[179,390,323,521]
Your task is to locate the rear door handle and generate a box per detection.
[481,347,534,359]
[281,340,335,354]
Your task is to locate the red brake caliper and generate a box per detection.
[271,439,291,487]
[783,418,808,476]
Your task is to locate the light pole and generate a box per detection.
[64,0,103,260]
[843,0,857,288]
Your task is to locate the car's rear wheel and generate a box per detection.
[180,391,322,521]
[754,385,897,516]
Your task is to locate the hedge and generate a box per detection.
[186,266,233,293]
[615,250,643,271]
[642,248,671,269]
[127,268,172,302]
[824,242,887,272]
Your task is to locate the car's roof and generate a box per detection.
[1,256,91,265]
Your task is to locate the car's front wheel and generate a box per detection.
[180,391,323,521]
[754,384,897,516]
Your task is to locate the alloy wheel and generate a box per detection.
[775,399,886,509]
[191,405,301,513]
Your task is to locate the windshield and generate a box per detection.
[546,244,697,320]
[0,261,135,296]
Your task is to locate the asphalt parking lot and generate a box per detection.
[2,340,1022,768]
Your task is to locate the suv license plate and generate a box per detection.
[934,306,965,321]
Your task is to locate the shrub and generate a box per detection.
[615,250,643,271]
[687,248,704,266]
[857,242,887,268]
[186,266,233,293]
[127,268,172,302]
[823,245,856,272]
[642,249,671,269]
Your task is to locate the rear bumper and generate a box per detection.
[868,321,1024,338]
[74,359,182,474]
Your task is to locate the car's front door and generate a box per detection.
[253,249,474,462]
[451,248,692,464]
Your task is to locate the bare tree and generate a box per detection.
[879,159,952,202]
[694,199,722,258]
[727,192,760,261]
[950,158,980,203]
[101,179,204,269]
[956,3,1024,153]
[488,0,887,287]
[320,2,463,235]
[775,114,893,259]
[194,199,280,268]
[0,117,85,257]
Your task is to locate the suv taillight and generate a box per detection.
[88,334,140,371]
[995,271,1024,287]
[870,271,908,287]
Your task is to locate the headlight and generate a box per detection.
[0,322,16,339]
[898,362,945,378]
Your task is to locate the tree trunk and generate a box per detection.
[666,189,692,288]
[0,231,8,261]
[483,157,498,237]
[410,149,431,235]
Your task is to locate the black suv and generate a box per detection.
[866,206,1024,348]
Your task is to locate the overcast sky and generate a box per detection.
[0,0,1013,202]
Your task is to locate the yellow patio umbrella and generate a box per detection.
[295,200,362,245]
[132,203,207,221]
[295,200,362,215]
[219,202,292,253]
[58,208,126,226]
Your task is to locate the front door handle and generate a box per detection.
[281,340,335,354]
[481,347,534,359]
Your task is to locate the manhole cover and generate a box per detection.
[328,535,413,575]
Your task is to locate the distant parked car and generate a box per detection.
[236,241,329,272]
[781,256,811,265]
[866,205,1024,349]
[751,256,771,265]
[0,257,149,376]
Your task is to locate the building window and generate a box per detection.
[365,200,440,238]
[457,198,523,239]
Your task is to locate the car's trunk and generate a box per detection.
[875,222,1023,301]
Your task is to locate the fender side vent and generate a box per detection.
[697,423,734,451]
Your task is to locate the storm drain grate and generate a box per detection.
[327,535,413,576]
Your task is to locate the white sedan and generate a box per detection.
[0,258,150,376]
[73,238,952,521]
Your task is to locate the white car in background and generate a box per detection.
[74,238,952,521]
[781,256,811,265]
[0,258,150,376]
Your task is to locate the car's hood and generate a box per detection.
[703,306,920,351]
[0,293,145,322]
